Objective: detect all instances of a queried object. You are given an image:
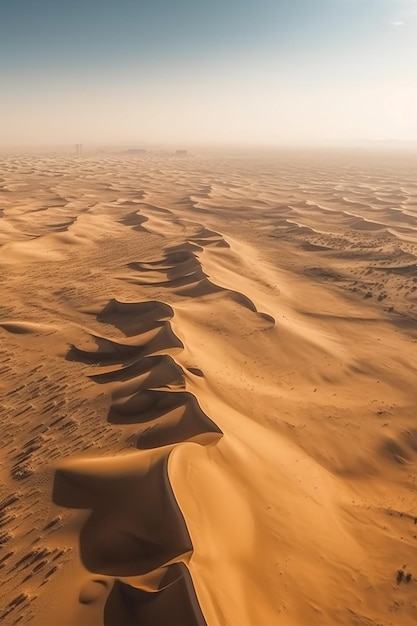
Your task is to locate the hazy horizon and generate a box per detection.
[1,0,417,147]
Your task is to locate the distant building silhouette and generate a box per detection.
[124,148,147,154]
[74,144,83,154]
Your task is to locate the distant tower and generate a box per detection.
[74,144,83,154]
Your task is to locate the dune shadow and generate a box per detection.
[97,299,174,337]
[104,566,207,626]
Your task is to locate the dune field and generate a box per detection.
[1,148,417,625]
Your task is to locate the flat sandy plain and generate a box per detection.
[1,148,417,626]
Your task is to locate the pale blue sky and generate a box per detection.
[1,0,416,145]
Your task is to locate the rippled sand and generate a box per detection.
[1,148,417,626]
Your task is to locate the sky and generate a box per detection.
[1,0,417,146]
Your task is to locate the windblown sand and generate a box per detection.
[1,148,417,625]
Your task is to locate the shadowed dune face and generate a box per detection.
[52,452,193,577]
[54,291,222,621]
[97,299,174,336]
[66,323,184,365]
[104,571,207,626]
[67,298,222,444]
[2,150,417,626]
[53,452,207,625]
[88,353,185,386]
[118,236,275,322]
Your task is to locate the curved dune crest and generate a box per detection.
[52,451,207,619]
[56,288,224,622]
[88,353,185,386]
[118,237,276,325]
[97,298,174,336]
[104,570,207,626]
[52,450,193,576]
[53,193,288,624]
[67,300,222,445]
[67,323,184,365]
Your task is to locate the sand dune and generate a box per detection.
[0,321,56,334]
[1,149,417,625]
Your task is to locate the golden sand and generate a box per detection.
[1,149,417,625]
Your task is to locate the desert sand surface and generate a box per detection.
[1,148,417,626]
